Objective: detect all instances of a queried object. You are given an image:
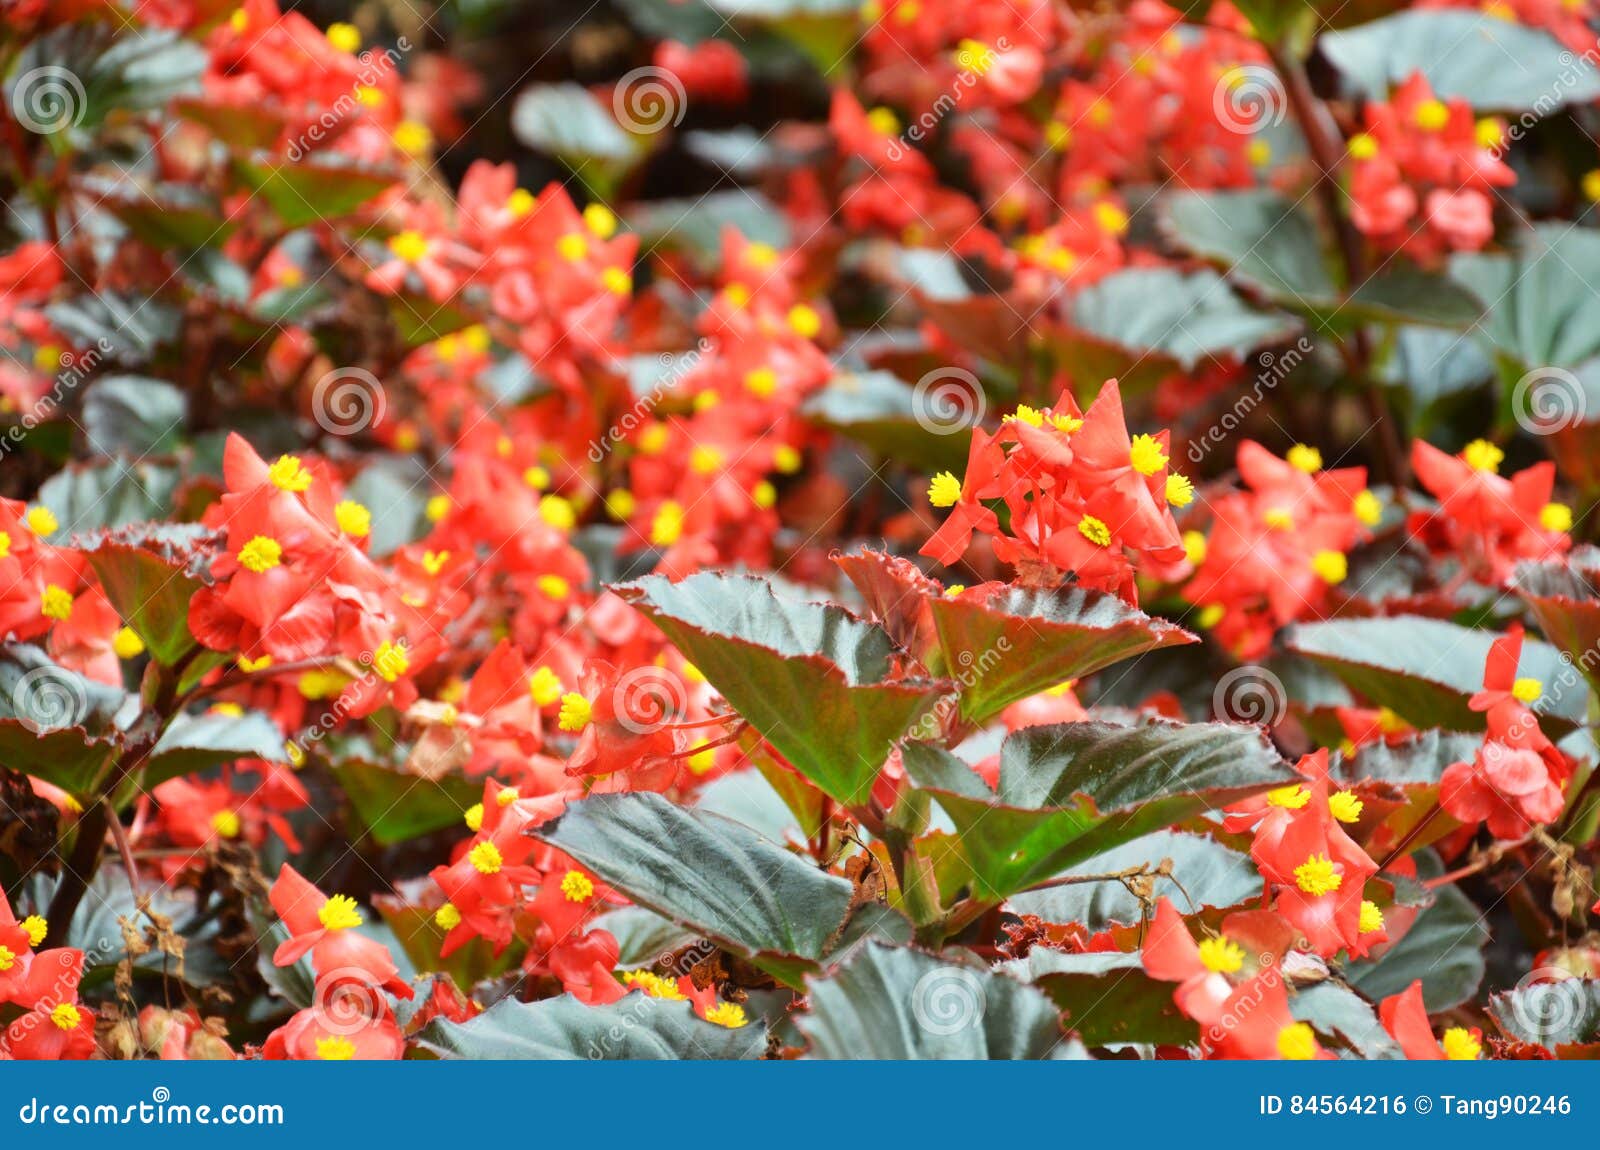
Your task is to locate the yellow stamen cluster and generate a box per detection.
[318,895,363,931]
[469,841,503,875]
[1359,900,1384,934]
[1166,473,1195,508]
[1078,515,1111,548]
[1129,433,1168,476]
[1293,854,1341,897]
[388,230,431,265]
[316,1036,357,1060]
[1512,677,1543,703]
[1462,438,1503,473]
[1276,1021,1317,1060]
[50,1003,82,1031]
[560,870,595,903]
[40,584,74,621]
[1541,503,1573,533]
[335,500,371,537]
[1352,489,1382,527]
[238,535,283,574]
[434,903,462,930]
[268,454,314,492]
[22,916,47,947]
[1311,550,1348,586]
[1197,936,1245,974]
[1266,785,1310,809]
[558,693,592,732]
[928,472,963,508]
[704,1002,749,1028]
[1328,791,1364,824]
[624,970,687,1000]
[651,501,684,546]
[1287,444,1323,473]
[25,506,58,536]
[211,809,242,838]
[529,666,564,706]
[372,639,409,683]
[1441,1027,1481,1061]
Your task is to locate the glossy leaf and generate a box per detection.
[331,760,481,847]
[1008,950,1198,1048]
[418,993,767,1060]
[613,572,949,807]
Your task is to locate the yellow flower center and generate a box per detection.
[325,22,360,52]
[335,500,371,537]
[1183,530,1207,566]
[772,445,802,473]
[1286,444,1322,473]
[1293,854,1341,897]
[1348,132,1379,160]
[238,535,283,573]
[22,916,47,947]
[1263,507,1294,531]
[1311,550,1348,586]
[388,230,431,264]
[393,120,433,156]
[1266,785,1310,809]
[316,1036,357,1060]
[464,803,484,832]
[1276,1021,1317,1060]
[425,494,451,522]
[601,266,633,295]
[690,446,724,475]
[558,693,592,732]
[318,895,363,931]
[422,550,450,576]
[469,841,503,875]
[1166,473,1195,508]
[928,472,963,508]
[623,971,686,1000]
[1328,791,1363,824]
[1441,1027,1481,1061]
[25,506,58,536]
[529,666,564,706]
[40,584,74,621]
[557,233,588,262]
[372,639,409,683]
[1512,677,1543,703]
[1352,489,1382,526]
[1129,434,1168,476]
[1414,99,1450,132]
[1462,438,1503,473]
[745,368,777,397]
[1197,936,1245,974]
[434,903,462,930]
[267,454,313,492]
[1359,900,1384,934]
[704,1002,748,1028]
[50,1003,81,1031]
[788,304,822,339]
[496,786,518,807]
[211,809,242,838]
[539,495,576,532]
[506,188,536,217]
[0,531,10,559]
[0,946,15,971]
[560,870,595,903]
[112,627,145,659]
[651,501,684,547]
[1078,515,1111,548]
[1540,503,1573,533]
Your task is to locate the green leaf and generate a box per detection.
[1006,950,1198,1048]
[533,793,854,984]
[1490,979,1600,1049]
[1066,266,1301,370]
[80,376,186,457]
[39,459,178,533]
[385,292,479,349]
[802,371,974,473]
[1449,225,1600,370]
[1162,190,1481,329]
[419,993,767,1059]
[613,573,949,807]
[796,943,1067,1059]
[1285,616,1586,734]
[1336,729,1483,787]
[927,584,1195,724]
[331,760,481,847]
[0,644,129,794]
[82,528,210,666]
[1322,10,1600,111]
[1349,879,1487,1011]
[627,190,791,267]
[904,719,1293,900]
[1291,983,1402,1060]
[1514,549,1600,695]
[143,709,288,790]
[230,153,395,228]
[1008,830,1259,930]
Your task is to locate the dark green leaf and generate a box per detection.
[1349,881,1487,1010]
[331,760,481,847]
[613,573,949,807]
[81,375,187,457]
[143,709,289,789]
[1490,979,1600,1049]
[418,993,767,1059]
[1009,950,1198,1048]
[231,153,395,228]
